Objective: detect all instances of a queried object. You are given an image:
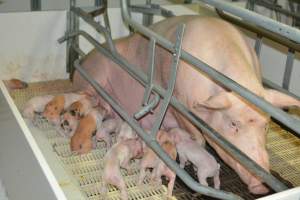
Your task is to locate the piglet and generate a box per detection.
[42,93,86,125]
[70,108,104,154]
[58,111,79,138]
[4,79,28,90]
[66,97,94,119]
[176,137,220,189]
[169,127,205,146]
[116,122,137,143]
[102,138,143,200]
[96,118,122,148]
[22,95,54,120]
[138,140,177,198]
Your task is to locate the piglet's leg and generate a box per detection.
[103,132,112,149]
[106,172,128,200]
[138,167,147,185]
[197,171,209,187]
[167,172,176,198]
[121,157,133,175]
[178,152,187,169]
[151,166,163,186]
[213,169,221,189]
[117,179,128,200]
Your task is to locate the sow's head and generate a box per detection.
[193,89,300,194]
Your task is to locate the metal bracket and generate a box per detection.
[149,24,185,138]
[134,24,185,136]
[134,38,159,119]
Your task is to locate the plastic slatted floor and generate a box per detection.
[9,79,300,200]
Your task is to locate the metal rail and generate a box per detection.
[199,0,300,43]
[59,0,300,198]
[216,9,300,99]
[59,27,284,200]
[60,29,243,200]
[121,0,300,138]
[246,0,300,22]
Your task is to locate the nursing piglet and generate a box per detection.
[138,141,177,198]
[116,121,137,143]
[174,132,220,189]
[102,138,143,200]
[96,118,123,148]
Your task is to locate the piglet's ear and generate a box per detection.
[264,89,300,108]
[193,92,232,110]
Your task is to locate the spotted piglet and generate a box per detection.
[102,138,143,200]
[42,93,86,126]
[70,108,104,154]
[58,98,94,137]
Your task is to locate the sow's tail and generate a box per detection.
[3,79,28,90]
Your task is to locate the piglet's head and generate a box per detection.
[42,95,65,126]
[193,89,300,194]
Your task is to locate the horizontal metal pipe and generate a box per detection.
[130,4,175,18]
[255,0,300,20]
[120,0,300,138]
[67,29,287,192]
[74,60,242,200]
[198,0,300,43]
[216,9,300,53]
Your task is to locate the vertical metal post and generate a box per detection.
[142,0,153,26]
[254,34,263,59]
[282,48,295,90]
[95,0,102,7]
[31,0,41,11]
[126,0,134,33]
[66,0,79,79]
[103,0,111,34]
[246,0,255,11]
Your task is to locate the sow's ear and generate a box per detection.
[193,92,232,110]
[264,89,300,108]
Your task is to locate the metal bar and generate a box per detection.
[135,38,160,120]
[134,94,160,119]
[255,0,300,20]
[143,38,156,106]
[246,0,255,10]
[102,0,111,34]
[129,4,175,18]
[73,59,243,200]
[142,0,154,26]
[254,34,263,58]
[71,44,86,57]
[216,9,300,52]
[71,7,116,53]
[66,0,79,77]
[282,49,295,90]
[263,78,300,100]
[121,0,300,137]
[63,29,288,193]
[199,0,300,43]
[31,0,41,11]
[150,24,185,138]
